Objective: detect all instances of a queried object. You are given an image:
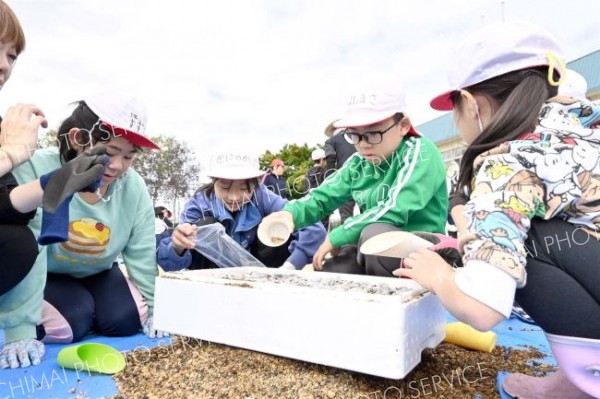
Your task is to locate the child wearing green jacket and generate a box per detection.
[261,77,448,275]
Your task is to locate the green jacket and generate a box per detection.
[285,136,448,247]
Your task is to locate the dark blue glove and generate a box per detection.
[41,145,109,213]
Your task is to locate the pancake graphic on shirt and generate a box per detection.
[60,218,111,255]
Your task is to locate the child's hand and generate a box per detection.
[0,339,45,369]
[393,248,455,292]
[313,236,335,270]
[171,223,197,255]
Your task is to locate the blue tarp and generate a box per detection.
[0,313,555,399]
[0,330,171,399]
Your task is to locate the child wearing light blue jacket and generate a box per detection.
[158,149,326,271]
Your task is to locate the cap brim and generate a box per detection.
[102,122,161,150]
[430,90,455,111]
[333,111,397,128]
[206,170,266,180]
[407,125,421,137]
[324,120,340,137]
[333,116,420,137]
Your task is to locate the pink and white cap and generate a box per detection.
[333,76,420,136]
[431,21,564,111]
[84,90,160,150]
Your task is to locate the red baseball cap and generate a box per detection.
[85,90,161,150]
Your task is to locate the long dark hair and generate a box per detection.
[454,67,559,195]
[56,102,111,163]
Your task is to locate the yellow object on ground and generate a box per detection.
[444,321,497,352]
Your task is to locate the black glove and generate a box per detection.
[41,145,109,213]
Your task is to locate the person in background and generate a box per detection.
[305,148,327,192]
[402,21,600,399]
[262,158,289,199]
[154,206,174,229]
[6,91,166,369]
[154,206,173,247]
[261,76,448,276]
[305,148,329,230]
[157,148,326,271]
[323,120,358,223]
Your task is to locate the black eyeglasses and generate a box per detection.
[343,118,401,145]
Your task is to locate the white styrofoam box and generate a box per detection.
[154,267,445,379]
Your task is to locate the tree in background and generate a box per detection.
[260,143,320,199]
[131,135,200,203]
[38,129,59,149]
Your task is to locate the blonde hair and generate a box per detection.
[0,1,25,54]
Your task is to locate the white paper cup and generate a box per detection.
[257,220,292,247]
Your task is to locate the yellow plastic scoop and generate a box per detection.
[444,322,497,352]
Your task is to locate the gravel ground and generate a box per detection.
[113,336,554,399]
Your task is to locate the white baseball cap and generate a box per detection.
[84,90,160,150]
[558,69,588,100]
[333,77,420,136]
[204,149,265,180]
[431,21,564,111]
[311,148,326,161]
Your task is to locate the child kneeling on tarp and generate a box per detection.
[157,148,326,271]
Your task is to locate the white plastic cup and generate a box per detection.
[257,219,292,247]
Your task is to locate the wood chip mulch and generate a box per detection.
[113,336,555,399]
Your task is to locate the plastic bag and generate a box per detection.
[193,223,265,268]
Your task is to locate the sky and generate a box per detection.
[2,0,599,169]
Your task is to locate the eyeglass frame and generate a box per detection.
[342,113,404,145]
